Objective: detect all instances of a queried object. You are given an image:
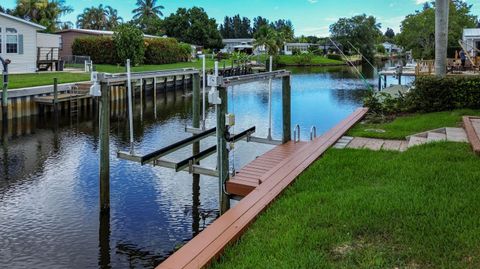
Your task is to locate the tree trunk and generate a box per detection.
[435,0,450,77]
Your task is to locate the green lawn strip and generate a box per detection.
[92,58,231,73]
[9,72,91,89]
[348,109,480,140]
[277,55,344,66]
[211,143,480,269]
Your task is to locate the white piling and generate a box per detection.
[267,55,273,140]
[126,59,134,151]
[202,55,206,129]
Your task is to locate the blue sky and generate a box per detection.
[2,0,479,36]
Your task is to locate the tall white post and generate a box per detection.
[267,56,273,140]
[126,59,134,151]
[202,55,206,129]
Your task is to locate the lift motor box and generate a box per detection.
[207,75,223,87]
[89,72,101,97]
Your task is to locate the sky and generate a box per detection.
[2,0,479,36]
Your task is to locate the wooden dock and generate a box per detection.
[157,107,368,269]
[34,93,91,105]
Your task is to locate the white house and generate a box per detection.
[382,42,403,54]
[283,43,314,55]
[221,38,265,55]
[0,12,61,73]
[463,28,480,57]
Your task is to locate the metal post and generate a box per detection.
[267,56,273,140]
[202,55,206,129]
[384,75,387,89]
[217,85,230,214]
[378,76,382,91]
[99,81,110,212]
[282,76,291,143]
[126,60,134,149]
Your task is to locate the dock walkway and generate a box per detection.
[464,116,480,155]
[157,107,368,269]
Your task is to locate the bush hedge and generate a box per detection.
[144,38,191,64]
[406,76,480,112]
[366,76,480,115]
[72,36,192,65]
[72,36,120,64]
[327,54,343,61]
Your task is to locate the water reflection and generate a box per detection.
[0,66,370,268]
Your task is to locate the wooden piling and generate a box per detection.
[99,82,110,212]
[53,78,59,114]
[192,74,201,154]
[217,86,230,214]
[282,76,292,143]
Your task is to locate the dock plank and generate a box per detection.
[463,116,480,155]
[157,108,368,269]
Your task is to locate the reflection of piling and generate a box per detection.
[99,81,110,212]
[98,209,111,268]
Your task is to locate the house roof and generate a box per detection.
[223,38,255,43]
[56,28,162,39]
[0,12,46,30]
[463,28,480,37]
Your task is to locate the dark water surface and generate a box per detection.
[0,66,373,268]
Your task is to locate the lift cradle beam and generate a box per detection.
[219,70,290,87]
[117,127,217,165]
[175,126,256,172]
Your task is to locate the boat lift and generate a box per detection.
[112,63,292,214]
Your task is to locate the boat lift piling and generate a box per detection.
[111,67,291,214]
[1,57,11,123]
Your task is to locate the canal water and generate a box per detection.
[1,66,383,268]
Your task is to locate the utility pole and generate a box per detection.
[435,0,450,77]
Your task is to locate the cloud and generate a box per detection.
[307,0,318,3]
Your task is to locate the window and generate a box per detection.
[6,28,18,54]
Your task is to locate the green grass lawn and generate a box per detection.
[277,55,344,66]
[212,142,480,269]
[8,59,232,89]
[348,109,480,140]
[9,72,91,90]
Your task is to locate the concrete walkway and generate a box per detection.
[335,127,468,152]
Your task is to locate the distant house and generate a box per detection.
[221,38,265,55]
[463,28,480,57]
[0,12,61,73]
[382,42,403,54]
[56,29,162,60]
[284,43,314,55]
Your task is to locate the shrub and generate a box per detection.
[327,54,343,61]
[377,44,386,54]
[405,76,480,112]
[291,48,302,55]
[294,53,314,65]
[72,36,120,64]
[113,24,145,65]
[144,38,191,64]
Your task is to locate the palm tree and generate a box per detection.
[76,5,108,30]
[254,25,279,55]
[105,6,123,30]
[13,0,72,32]
[435,0,449,77]
[133,0,164,20]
